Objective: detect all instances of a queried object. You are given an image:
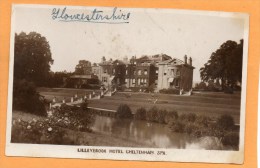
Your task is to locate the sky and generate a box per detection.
[13,5,247,82]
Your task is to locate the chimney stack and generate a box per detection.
[189,57,192,66]
[184,55,187,64]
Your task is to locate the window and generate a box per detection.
[125,78,128,83]
[175,79,179,87]
[138,78,141,85]
[144,79,147,84]
[164,69,167,75]
[126,70,128,75]
[134,61,136,65]
[138,70,142,75]
[141,78,143,84]
[171,69,174,75]
[144,69,147,75]
[132,79,135,84]
[104,69,107,73]
[156,70,158,75]
[103,77,107,82]
[113,69,115,74]
[176,69,180,75]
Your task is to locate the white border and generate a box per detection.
[6,4,250,164]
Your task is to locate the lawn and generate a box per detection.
[38,88,241,124]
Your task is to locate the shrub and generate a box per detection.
[224,87,234,94]
[13,79,46,116]
[159,88,180,95]
[165,110,179,124]
[179,113,197,123]
[54,103,95,132]
[169,120,185,133]
[11,118,86,145]
[184,123,199,134]
[116,104,133,119]
[216,114,235,130]
[134,107,147,120]
[157,109,168,124]
[195,115,210,127]
[221,132,239,148]
[146,106,159,122]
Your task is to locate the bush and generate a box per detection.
[11,118,86,145]
[157,109,168,124]
[134,107,147,120]
[54,103,95,132]
[146,106,159,122]
[195,115,210,127]
[221,132,239,148]
[216,114,235,130]
[159,88,180,95]
[179,113,197,123]
[116,104,133,118]
[224,87,234,94]
[13,79,46,116]
[169,121,185,132]
[194,82,207,91]
[165,110,179,124]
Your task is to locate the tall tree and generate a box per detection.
[14,32,53,86]
[200,40,243,89]
[74,60,92,75]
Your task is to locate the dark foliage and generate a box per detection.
[216,114,235,130]
[47,71,72,88]
[13,79,46,116]
[159,88,180,94]
[134,107,147,120]
[74,60,92,75]
[116,104,133,118]
[221,132,239,148]
[146,106,159,122]
[200,40,243,90]
[56,103,95,132]
[14,32,53,86]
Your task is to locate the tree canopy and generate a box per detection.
[14,32,53,86]
[74,60,92,75]
[200,39,243,89]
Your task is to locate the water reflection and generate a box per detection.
[91,115,231,150]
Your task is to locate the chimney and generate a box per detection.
[184,55,187,64]
[189,57,192,66]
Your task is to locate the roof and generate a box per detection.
[70,75,97,79]
[137,54,172,63]
[158,58,195,69]
[158,58,184,65]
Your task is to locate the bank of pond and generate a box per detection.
[11,103,239,150]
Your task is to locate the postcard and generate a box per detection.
[6,4,249,163]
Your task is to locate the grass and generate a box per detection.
[38,87,241,124]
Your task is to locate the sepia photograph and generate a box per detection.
[6,4,249,163]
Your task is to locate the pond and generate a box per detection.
[91,115,235,150]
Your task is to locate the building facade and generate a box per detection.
[157,55,194,91]
[95,54,194,92]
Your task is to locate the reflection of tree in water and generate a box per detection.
[110,118,132,138]
[92,116,114,133]
[93,116,221,149]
